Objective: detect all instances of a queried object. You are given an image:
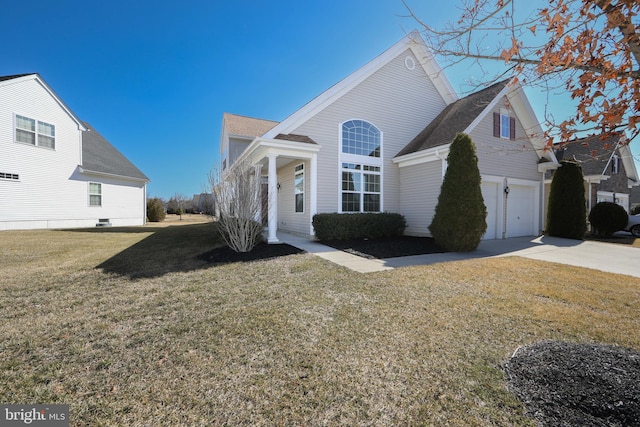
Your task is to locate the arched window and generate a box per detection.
[342,120,380,157]
[340,120,382,212]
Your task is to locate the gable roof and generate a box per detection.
[396,79,510,157]
[81,122,149,182]
[0,73,86,131]
[0,74,34,82]
[223,113,278,138]
[263,30,458,139]
[555,134,638,182]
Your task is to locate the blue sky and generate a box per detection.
[2,0,637,199]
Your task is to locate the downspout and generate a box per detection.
[540,172,545,235]
[435,149,447,179]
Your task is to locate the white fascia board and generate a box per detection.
[619,144,639,182]
[78,166,150,183]
[238,137,321,165]
[3,74,87,131]
[264,30,457,139]
[393,144,451,168]
[584,174,610,184]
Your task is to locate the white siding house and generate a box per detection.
[0,74,149,230]
[218,31,559,241]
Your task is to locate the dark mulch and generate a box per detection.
[198,242,305,264]
[321,236,446,259]
[503,341,640,426]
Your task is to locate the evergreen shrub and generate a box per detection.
[147,197,166,222]
[546,160,586,239]
[428,133,486,252]
[588,202,628,237]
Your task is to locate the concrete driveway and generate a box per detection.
[384,235,640,278]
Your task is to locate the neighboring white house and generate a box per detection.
[218,31,559,242]
[0,73,149,230]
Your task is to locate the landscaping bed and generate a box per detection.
[504,341,640,426]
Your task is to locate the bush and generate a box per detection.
[631,205,640,215]
[312,213,406,241]
[147,197,166,222]
[429,133,486,252]
[588,202,628,237]
[218,217,264,252]
[546,160,587,239]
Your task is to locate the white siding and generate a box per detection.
[0,77,146,230]
[290,49,449,215]
[471,99,541,182]
[399,161,442,236]
[276,160,310,235]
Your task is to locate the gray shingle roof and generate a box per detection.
[396,79,510,157]
[555,134,622,176]
[0,73,35,82]
[224,113,278,138]
[81,122,149,181]
[274,133,317,144]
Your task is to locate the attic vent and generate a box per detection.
[0,172,19,181]
[405,56,415,70]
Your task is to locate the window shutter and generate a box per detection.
[493,113,500,137]
[509,117,516,140]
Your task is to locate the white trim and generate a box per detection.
[294,162,305,214]
[88,182,102,207]
[393,145,451,168]
[338,119,384,213]
[263,30,457,139]
[78,166,150,183]
[309,153,318,235]
[1,74,86,131]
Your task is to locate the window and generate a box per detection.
[89,182,102,206]
[342,120,380,157]
[611,154,620,174]
[341,163,381,212]
[15,115,55,149]
[340,120,382,213]
[294,163,304,213]
[493,111,515,140]
[0,172,19,181]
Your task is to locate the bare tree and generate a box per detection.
[208,158,264,252]
[404,0,639,145]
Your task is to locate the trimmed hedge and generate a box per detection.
[312,213,406,241]
[546,160,587,239]
[588,202,628,237]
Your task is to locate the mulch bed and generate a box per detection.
[321,236,445,259]
[503,341,640,426]
[199,242,304,265]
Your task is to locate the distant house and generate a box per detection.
[0,73,149,230]
[192,193,214,214]
[550,134,639,213]
[218,31,558,242]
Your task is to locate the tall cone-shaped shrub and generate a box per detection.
[429,133,487,251]
[546,160,586,239]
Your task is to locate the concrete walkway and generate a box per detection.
[279,232,640,277]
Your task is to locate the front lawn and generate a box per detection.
[1,224,639,425]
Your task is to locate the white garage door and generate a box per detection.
[506,184,536,237]
[481,182,499,240]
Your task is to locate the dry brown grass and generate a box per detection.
[1,224,639,426]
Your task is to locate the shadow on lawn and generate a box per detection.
[93,223,304,279]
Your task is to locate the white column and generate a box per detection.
[267,154,279,243]
[309,153,318,236]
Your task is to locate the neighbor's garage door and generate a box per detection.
[506,184,536,238]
